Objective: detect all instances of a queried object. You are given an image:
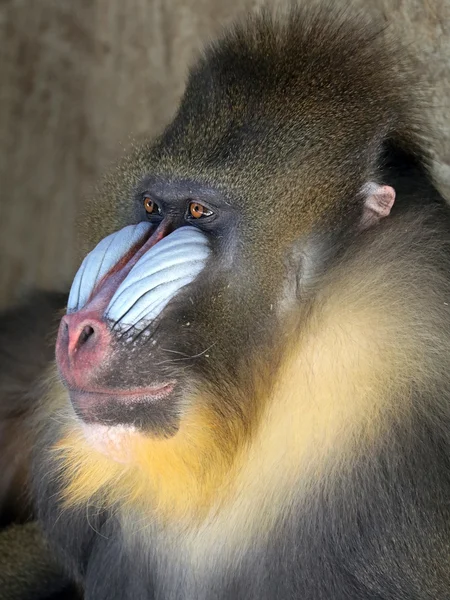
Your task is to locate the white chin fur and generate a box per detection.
[81,422,138,464]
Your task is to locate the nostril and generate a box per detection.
[64,319,99,356]
[79,325,95,346]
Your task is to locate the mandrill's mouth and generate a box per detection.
[68,382,175,426]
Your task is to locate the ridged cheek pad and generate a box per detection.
[67,224,211,329]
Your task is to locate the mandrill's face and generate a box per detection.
[55,170,293,458]
[57,221,211,436]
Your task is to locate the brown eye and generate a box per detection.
[144,196,161,215]
[189,202,212,219]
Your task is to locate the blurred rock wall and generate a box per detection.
[1,0,449,308]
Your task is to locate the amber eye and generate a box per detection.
[143,196,161,215]
[188,201,213,219]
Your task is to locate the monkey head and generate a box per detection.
[55,13,406,475]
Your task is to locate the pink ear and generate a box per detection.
[360,183,396,229]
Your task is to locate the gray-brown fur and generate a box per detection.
[0,522,78,600]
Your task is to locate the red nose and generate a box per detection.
[56,312,112,389]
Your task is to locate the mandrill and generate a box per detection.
[1,4,450,600]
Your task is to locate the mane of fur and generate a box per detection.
[48,207,450,540]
